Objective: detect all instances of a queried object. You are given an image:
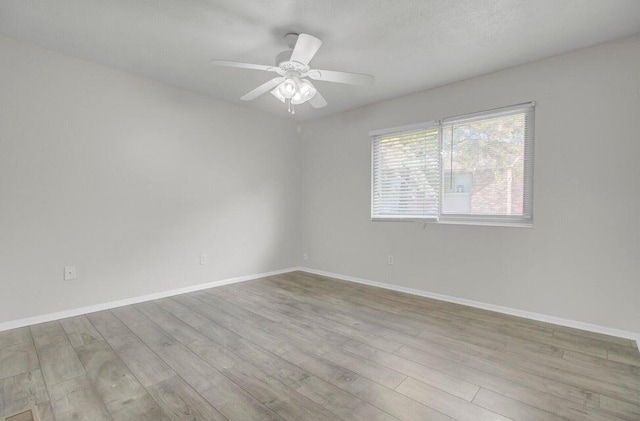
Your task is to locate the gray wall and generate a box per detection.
[2,33,639,335]
[299,35,640,333]
[0,36,300,323]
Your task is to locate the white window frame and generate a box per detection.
[371,102,535,228]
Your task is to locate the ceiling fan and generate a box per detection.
[211,33,374,114]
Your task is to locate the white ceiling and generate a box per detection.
[1,0,639,120]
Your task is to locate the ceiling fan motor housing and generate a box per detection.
[275,50,292,66]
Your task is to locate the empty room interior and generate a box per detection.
[1,1,640,420]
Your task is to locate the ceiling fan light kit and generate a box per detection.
[211,33,374,115]
[271,78,317,114]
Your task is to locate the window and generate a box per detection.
[371,103,534,226]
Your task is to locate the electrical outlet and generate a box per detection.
[64,265,77,281]
[303,253,308,261]
[200,253,207,265]
[387,255,394,265]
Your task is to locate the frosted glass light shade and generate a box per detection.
[271,78,317,105]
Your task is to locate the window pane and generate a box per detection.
[442,113,526,216]
[372,128,439,218]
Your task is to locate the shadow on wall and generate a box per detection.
[0,45,297,323]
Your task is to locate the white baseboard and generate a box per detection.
[4,265,638,350]
[297,267,640,350]
[0,267,298,333]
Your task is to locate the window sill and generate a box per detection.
[371,216,533,228]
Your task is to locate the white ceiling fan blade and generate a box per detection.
[211,59,277,72]
[290,34,323,66]
[309,90,327,109]
[308,69,374,86]
[241,77,285,101]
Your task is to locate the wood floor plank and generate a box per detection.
[205,288,409,389]
[87,310,175,388]
[113,306,282,421]
[209,289,408,390]
[175,294,360,389]
[0,342,39,381]
[137,300,339,421]
[502,344,640,392]
[75,340,147,406]
[427,309,556,340]
[396,328,640,405]
[346,284,603,359]
[188,338,340,421]
[183,290,461,420]
[218,281,403,353]
[29,322,68,354]
[389,332,602,408]
[59,315,104,348]
[553,326,638,350]
[599,394,640,421]
[86,310,132,339]
[179,293,375,399]
[36,345,86,387]
[395,343,626,421]
[217,283,479,402]
[341,339,480,401]
[298,277,557,359]
[107,393,171,421]
[35,401,55,421]
[157,297,312,390]
[146,375,227,421]
[472,388,566,421]
[344,376,454,421]
[239,279,627,400]
[0,328,32,352]
[552,329,637,350]
[135,301,204,347]
[270,275,508,352]
[295,376,399,421]
[255,278,395,337]
[188,295,364,388]
[563,349,640,376]
[153,298,378,421]
[384,317,640,402]
[48,375,112,421]
[395,377,511,421]
[290,272,628,360]
[0,369,49,418]
[291,271,628,351]
[288,270,637,400]
[281,275,510,349]
[30,323,85,387]
[608,346,640,367]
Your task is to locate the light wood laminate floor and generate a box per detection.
[1,271,639,421]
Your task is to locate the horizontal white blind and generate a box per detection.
[372,128,440,219]
[441,104,534,219]
[371,103,534,226]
